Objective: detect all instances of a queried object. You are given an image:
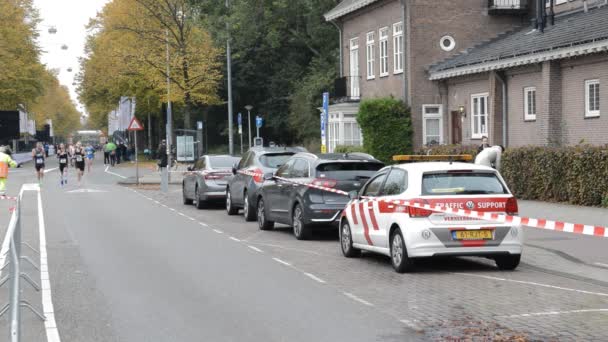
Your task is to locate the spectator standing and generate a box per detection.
[0,146,18,196]
[103,142,110,165]
[477,136,491,154]
[157,140,168,172]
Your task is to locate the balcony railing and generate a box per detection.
[488,0,528,14]
[333,76,361,102]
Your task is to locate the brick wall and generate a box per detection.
[408,0,527,148]
[561,53,608,145]
[341,0,404,100]
[505,65,544,147]
[446,74,491,145]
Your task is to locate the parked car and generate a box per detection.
[226,146,306,220]
[183,154,241,209]
[339,161,522,273]
[256,152,384,240]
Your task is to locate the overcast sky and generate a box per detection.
[34,0,110,115]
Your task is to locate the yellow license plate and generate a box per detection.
[454,230,493,240]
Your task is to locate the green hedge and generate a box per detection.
[418,144,608,207]
[501,146,608,207]
[357,98,412,163]
[333,145,366,153]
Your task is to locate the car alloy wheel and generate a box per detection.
[243,192,256,221]
[257,198,274,230]
[392,233,404,266]
[226,189,238,215]
[292,205,310,240]
[390,228,414,273]
[340,221,360,258]
[195,186,204,209]
[243,195,249,217]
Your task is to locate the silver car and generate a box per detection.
[183,155,241,209]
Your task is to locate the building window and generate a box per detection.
[524,87,536,121]
[379,27,389,77]
[327,113,363,153]
[366,32,375,80]
[471,93,489,139]
[423,105,443,145]
[585,79,600,118]
[393,22,403,74]
[349,38,360,99]
[440,35,455,52]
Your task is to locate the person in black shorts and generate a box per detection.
[74,142,86,186]
[32,142,45,185]
[58,143,69,186]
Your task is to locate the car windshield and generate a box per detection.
[209,156,239,169]
[316,162,384,181]
[421,172,508,195]
[258,153,294,168]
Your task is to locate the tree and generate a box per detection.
[78,0,223,130]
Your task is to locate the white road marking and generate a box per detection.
[199,222,208,227]
[229,237,241,242]
[161,204,168,208]
[153,201,160,204]
[188,217,195,221]
[66,189,108,193]
[400,319,423,331]
[38,189,61,341]
[343,292,374,306]
[178,212,186,217]
[44,167,58,173]
[453,273,608,297]
[169,208,176,212]
[496,308,608,318]
[213,229,223,234]
[272,257,291,267]
[104,166,127,179]
[594,262,608,268]
[248,245,263,253]
[303,272,326,284]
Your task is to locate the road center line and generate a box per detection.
[38,189,61,342]
[248,245,263,253]
[496,308,608,318]
[199,222,208,227]
[594,262,608,269]
[343,292,374,306]
[213,229,223,234]
[453,272,608,297]
[229,236,241,242]
[272,257,291,267]
[303,272,326,284]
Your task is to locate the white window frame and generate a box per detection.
[585,79,600,118]
[422,104,443,145]
[524,87,537,121]
[393,22,403,74]
[366,32,375,80]
[379,27,389,77]
[471,93,489,139]
[349,38,360,99]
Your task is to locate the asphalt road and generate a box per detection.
[1,156,608,341]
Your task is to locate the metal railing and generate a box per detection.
[0,187,45,342]
[488,0,528,10]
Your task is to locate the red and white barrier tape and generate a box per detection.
[0,195,17,201]
[237,170,608,238]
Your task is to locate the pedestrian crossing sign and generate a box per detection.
[127,117,144,131]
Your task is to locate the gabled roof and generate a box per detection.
[429,5,608,80]
[324,0,381,21]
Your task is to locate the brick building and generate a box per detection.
[324,0,608,150]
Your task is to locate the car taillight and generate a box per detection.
[204,173,227,180]
[408,199,434,218]
[506,197,518,215]
[311,178,337,188]
[251,168,264,183]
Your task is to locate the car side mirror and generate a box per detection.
[264,172,274,181]
[348,190,359,200]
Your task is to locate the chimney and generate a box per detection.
[536,0,546,32]
[549,0,555,25]
[583,0,588,12]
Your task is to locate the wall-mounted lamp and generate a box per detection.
[458,105,466,118]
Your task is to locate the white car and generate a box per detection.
[339,161,523,273]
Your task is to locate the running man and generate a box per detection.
[32,142,45,185]
[74,142,86,186]
[0,146,18,196]
[85,143,95,173]
[58,143,69,186]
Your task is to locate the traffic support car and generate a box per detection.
[256,152,384,239]
[339,159,523,273]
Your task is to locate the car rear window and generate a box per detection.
[316,162,384,181]
[209,156,240,169]
[421,172,508,195]
[258,153,294,168]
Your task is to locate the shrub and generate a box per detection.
[415,144,480,158]
[333,145,366,153]
[501,145,608,206]
[357,98,412,163]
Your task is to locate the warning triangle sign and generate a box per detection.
[127,117,144,131]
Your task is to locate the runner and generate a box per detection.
[85,143,95,173]
[74,142,86,186]
[32,142,45,185]
[57,143,69,186]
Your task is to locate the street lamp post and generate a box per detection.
[245,105,253,148]
[226,0,234,155]
[161,28,172,193]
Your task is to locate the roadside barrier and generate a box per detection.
[237,170,608,238]
[0,185,45,342]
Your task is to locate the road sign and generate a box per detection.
[197,121,203,130]
[321,92,329,150]
[238,113,242,135]
[256,116,263,128]
[253,137,263,147]
[127,117,144,131]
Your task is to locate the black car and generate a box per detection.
[183,155,241,209]
[226,146,306,221]
[256,152,384,240]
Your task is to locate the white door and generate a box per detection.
[349,38,360,99]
